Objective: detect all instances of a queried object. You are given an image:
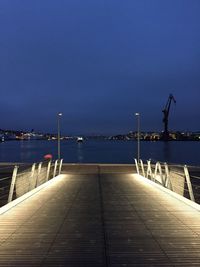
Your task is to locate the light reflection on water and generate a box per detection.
[0,140,199,166]
[77,143,84,162]
[163,142,171,163]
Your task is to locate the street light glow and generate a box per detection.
[58,113,62,116]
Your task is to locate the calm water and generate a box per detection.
[0,140,200,166]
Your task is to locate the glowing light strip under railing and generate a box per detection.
[134,174,200,212]
[0,174,65,216]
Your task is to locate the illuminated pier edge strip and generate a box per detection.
[0,174,65,216]
[134,173,200,212]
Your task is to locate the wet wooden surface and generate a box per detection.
[0,165,200,266]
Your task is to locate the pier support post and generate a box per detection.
[8,166,19,203]
[184,165,195,202]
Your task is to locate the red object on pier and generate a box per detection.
[44,154,53,160]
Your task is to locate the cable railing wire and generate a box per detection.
[0,194,9,200]
[136,158,200,205]
[0,166,16,171]
[0,159,63,208]
[0,184,11,190]
[0,176,13,182]
[151,158,200,171]
[169,170,185,177]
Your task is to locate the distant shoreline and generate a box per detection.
[1,139,200,143]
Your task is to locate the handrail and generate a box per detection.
[134,158,200,205]
[0,159,63,207]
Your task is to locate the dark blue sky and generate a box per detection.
[0,0,200,134]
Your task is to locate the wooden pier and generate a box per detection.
[0,164,200,266]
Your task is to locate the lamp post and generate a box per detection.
[57,112,62,160]
[135,113,140,163]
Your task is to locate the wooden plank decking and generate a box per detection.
[0,165,200,266]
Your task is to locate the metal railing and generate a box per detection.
[134,158,200,205]
[0,159,63,207]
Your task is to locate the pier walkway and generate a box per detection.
[0,164,200,266]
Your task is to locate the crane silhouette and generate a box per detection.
[162,94,176,141]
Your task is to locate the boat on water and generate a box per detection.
[77,137,84,143]
[0,135,5,142]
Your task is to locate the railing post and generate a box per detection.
[146,160,153,180]
[140,159,145,177]
[184,165,195,202]
[154,162,158,182]
[53,160,58,177]
[8,165,19,203]
[30,163,36,190]
[134,158,139,174]
[31,163,36,178]
[158,162,165,186]
[46,160,51,181]
[35,162,42,188]
[164,163,172,190]
[58,159,63,175]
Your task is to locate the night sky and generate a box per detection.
[0,0,200,135]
